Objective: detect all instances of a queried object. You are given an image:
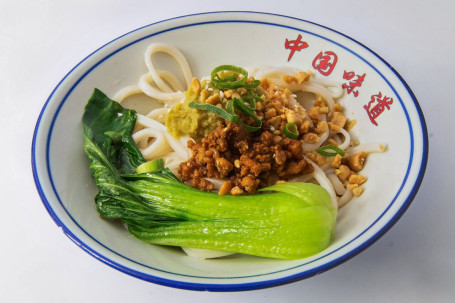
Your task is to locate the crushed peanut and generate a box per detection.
[320,106,329,114]
[265,108,277,119]
[218,181,232,196]
[308,107,321,121]
[285,110,302,125]
[303,133,319,144]
[299,120,310,134]
[306,151,328,166]
[230,186,244,196]
[327,139,339,146]
[346,183,358,190]
[191,77,201,95]
[331,154,343,168]
[200,89,209,102]
[205,93,220,105]
[348,174,367,185]
[316,121,328,134]
[335,164,351,182]
[346,119,357,132]
[314,96,327,107]
[348,151,366,172]
[352,186,364,197]
[331,111,347,128]
[328,122,341,132]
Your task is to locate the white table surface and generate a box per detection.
[1,0,453,302]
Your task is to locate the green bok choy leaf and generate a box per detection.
[82,89,337,259]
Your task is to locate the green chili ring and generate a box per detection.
[283,123,299,139]
[249,89,264,102]
[211,65,248,89]
[317,144,346,157]
[189,102,240,124]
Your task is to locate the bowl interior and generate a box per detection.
[32,12,427,290]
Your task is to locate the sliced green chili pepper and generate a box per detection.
[192,98,262,132]
[244,80,261,89]
[243,97,256,111]
[317,145,346,157]
[217,74,237,82]
[226,99,235,115]
[233,97,254,113]
[211,65,248,89]
[283,123,299,139]
[233,98,262,132]
[249,89,264,102]
[189,102,240,124]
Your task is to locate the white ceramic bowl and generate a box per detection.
[32,12,428,291]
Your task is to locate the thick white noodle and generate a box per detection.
[154,70,186,92]
[205,178,227,190]
[303,155,337,209]
[146,108,169,124]
[323,167,336,175]
[288,82,335,113]
[179,135,194,155]
[144,43,193,92]
[302,115,329,152]
[162,152,185,175]
[338,189,353,208]
[248,66,301,84]
[313,79,344,99]
[301,131,329,152]
[287,93,299,107]
[334,127,351,151]
[319,162,333,173]
[288,174,315,183]
[346,143,387,156]
[113,85,142,103]
[327,173,346,196]
[113,70,185,104]
[132,128,172,160]
[332,133,343,145]
[138,73,185,105]
[135,114,189,160]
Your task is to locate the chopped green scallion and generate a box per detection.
[283,123,299,139]
[317,145,346,157]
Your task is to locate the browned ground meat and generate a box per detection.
[175,73,368,198]
[179,121,314,195]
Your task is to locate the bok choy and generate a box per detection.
[82,89,337,259]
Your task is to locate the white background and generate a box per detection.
[1,0,453,302]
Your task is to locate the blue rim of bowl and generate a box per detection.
[31,11,428,291]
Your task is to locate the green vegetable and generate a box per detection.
[82,88,145,174]
[83,89,337,259]
[284,123,299,139]
[136,158,164,173]
[317,144,346,157]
